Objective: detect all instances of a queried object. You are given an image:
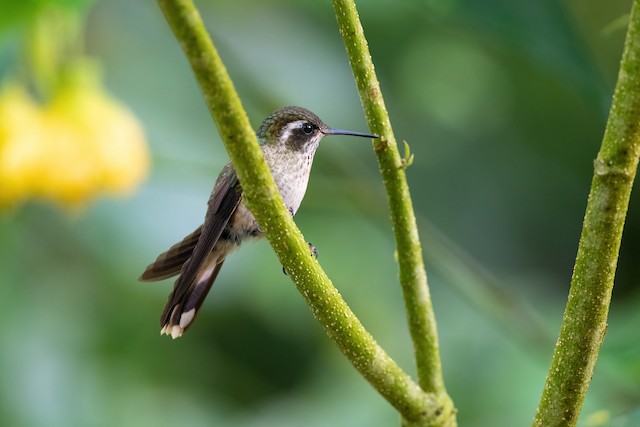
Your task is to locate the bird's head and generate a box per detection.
[257,106,378,152]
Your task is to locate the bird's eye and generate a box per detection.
[301,122,314,135]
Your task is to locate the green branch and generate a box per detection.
[156,0,452,425]
[533,1,640,426]
[332,0,450,403]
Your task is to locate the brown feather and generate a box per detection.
[139,226,203,282]
[161,259,225,331]
[158,167,242,335]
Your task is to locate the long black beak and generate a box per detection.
[323,128,379,139]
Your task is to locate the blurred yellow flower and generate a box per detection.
[0,3,149,210]
[0,67,149,209]
[0,84,44,207]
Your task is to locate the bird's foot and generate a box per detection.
[282,242,319,275]
[308,242,318,259]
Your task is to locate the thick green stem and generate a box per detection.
[157,0,452,424]
[533,2,640,426]
[332,0,449,401]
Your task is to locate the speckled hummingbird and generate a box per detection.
[140,106,378,339]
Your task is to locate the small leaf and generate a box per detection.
[400,140,414,169]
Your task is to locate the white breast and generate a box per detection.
[263,143,317,215]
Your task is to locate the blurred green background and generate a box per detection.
[1,0,640,426]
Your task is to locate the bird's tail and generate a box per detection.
[139,226,202,282]
[160,259,225,339]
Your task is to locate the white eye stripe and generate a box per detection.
[280,120,307,141]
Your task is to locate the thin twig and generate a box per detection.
[332,0,450,401]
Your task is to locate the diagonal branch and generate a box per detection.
[533,1,640,425]
[156,0,453,425]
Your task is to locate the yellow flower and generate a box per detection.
[48,77,149,197]
[0,84,44,207]
[0,67,150,209]
[40,73,149,206]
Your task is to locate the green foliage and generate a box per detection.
[0,0,93,34]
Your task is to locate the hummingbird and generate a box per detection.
[140,106,378,339]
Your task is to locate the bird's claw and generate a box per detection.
[282,242,319,275]
[308,242,318,259]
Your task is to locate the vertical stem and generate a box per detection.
[534,1,640,425]
[332,0,447,398]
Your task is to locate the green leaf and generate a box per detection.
[400,140,414,169]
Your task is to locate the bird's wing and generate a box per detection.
[160,166,242,326]
[139,226,203,282]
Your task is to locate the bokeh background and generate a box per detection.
[1,0,640,426]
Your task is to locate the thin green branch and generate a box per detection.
[332,0,450,403]
[156,0,451,425]
[533,1,640,426]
